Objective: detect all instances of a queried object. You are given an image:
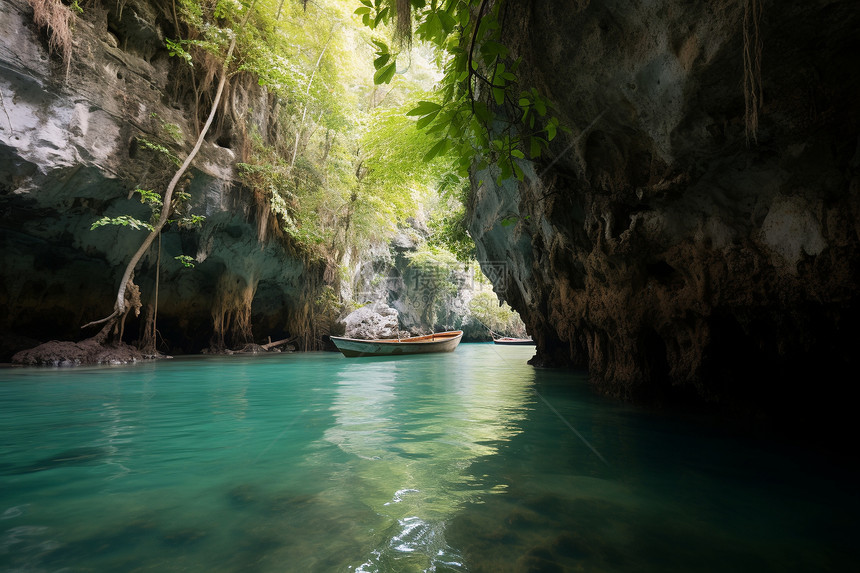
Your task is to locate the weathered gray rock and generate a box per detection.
[342,302,402,340]
[345,230,494,339]
[0,0,320,360]
[11,338,147,366]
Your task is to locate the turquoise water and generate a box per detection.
[0,344,855,572]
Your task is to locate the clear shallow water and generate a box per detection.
[0,344,856,572]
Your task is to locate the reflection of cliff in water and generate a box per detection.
[444,367,860,573]
[323,347,536,571]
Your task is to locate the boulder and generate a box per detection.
[342,302,403,340]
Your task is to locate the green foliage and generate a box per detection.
[355,0,391,31]
[406,244,460,271]
[359,1,569,185]
[315,284,342,315]
[238,139,331,252]
[134,188,163,210]
[178,214,206,228]
[165,38,193,66]
[174,255,196,268]
[371,38,397,84]
[428,202,474,262]
[358,101,446,226]
[161,122,184,144]
[406,244,462,327]
[90,215,154,232]
[137,137,181,167]
[468,290,526,337]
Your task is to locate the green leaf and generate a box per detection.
[473,101,491,123]
[423,138,449,162]
[373,62,397,84]
[425,12,442,37]
[354,6,371,15]
[406,101,442,116]
[492,87,505,106]
[511,149,525,159]
[438,10,457,33]
[480,41,507,58]
[373,53,391,69]
[425,118,449,134]
[546,121,557,141]
[513,162,524,181]
[373,7,390,27]
[90,215,153,232]
[499,157,512,180]
[174,255,196,268]
[530,136,543,158]
[415,110,440,129]
[476,14,498,41]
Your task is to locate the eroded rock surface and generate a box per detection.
[1,0,319,360]
[342,302,403,340]
[470,0,860,425]
[11,338,147,367]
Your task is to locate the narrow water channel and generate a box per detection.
[0,344,855,571]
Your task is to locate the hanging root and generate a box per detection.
[742,0,764,144]
[394,0,412,47]
[27,0,75,75]
[210,273,258,351]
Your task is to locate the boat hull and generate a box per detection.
[493,338,536,346]
[330,331,463,357]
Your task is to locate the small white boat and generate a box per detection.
[330,331,463,357]
[492,337,535,346]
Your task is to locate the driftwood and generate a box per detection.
[261,336,297,351]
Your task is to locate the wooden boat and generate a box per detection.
[330,331,463,357]
[493,337,536,346]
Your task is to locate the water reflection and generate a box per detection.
[324,345,535,571]
[2,348,856,572]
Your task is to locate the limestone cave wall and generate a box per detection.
[469,0,860,425]
[0,0,320,359]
